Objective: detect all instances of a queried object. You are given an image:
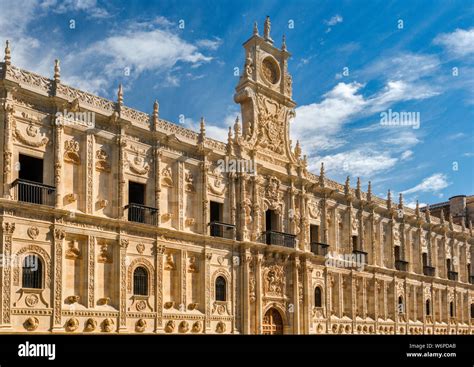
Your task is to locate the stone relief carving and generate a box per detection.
[64,140,81,164]
[27,226,39,240]
[13,122,49,147]
[161,166,173,187]
[65,240,81,260]
[263,264,286,297]
[164,253,176,270]
[95,149,110,172]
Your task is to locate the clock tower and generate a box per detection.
[234,16,297,164]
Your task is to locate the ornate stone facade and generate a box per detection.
[0,19,472,335]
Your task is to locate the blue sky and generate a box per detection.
[1,0,473,207]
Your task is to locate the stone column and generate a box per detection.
[0,222,15,329]
[154,242,165,332]
[118,238,129,332]
[52,228,65,331]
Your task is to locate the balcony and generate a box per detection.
[209,221,236,239]
[261,231,296,249]
[310,242,329,256]
[447,271,458,281]
[125,203,158,225]
[12,179,55,206]
[352,249,368,265]
[423,266,436,277]
[395,259,409,272]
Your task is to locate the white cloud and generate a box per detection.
[401,173,449,195]
[400,150,413,160]
[311,149,398,177]
[406,201,426,209]
[434,28,474,57]
[42,0,110,18]
[325,15,343,26]
[196,38,222,51]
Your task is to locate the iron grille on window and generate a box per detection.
[133,267,148,296]
[22,254,42,289]
[215,276,226,301]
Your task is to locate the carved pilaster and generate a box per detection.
[0,222,15,328]
[242,250,251,333]
[87,236,95,308]
[154,149,162,226]
[52,227,65,330]
[201,159,209,234]
[86,132,94,214]
[155,242,165,331]
[255,253,263,334]
[117,134,126,219]
[204,250,212,332]
[3,104,14,198]
[293,256,300,334]
[178,161,184,231]
[118,238,129,331]
[181,249,187,312]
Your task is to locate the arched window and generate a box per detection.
[215,276,226,301]
[450,301,455,318]
[314,287,322,307]
[470,304,474,319]
[425,299,431,316]
[22,254,43,289]
[398,296,404,314]
[133,267,148,296]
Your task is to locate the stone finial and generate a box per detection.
[54,59,61,83]
[387,189,392,210]
[356,177,361,191]
[319,162,325,186]
[282,34,287,51]
[233,115,241,137]
[425,204,431,222]
[153,99,159,118]
[253,21,259,36]
[415,200,420,216]
[294,140,301,159]
[398,193,404,208]
[117,84,123,106]
[227,126,233,142]
[263,16,273,43]
[367,181,372,201]
[200,116,206,136]
[440,208,445,224]
[344,176,350,194]
[4,40,11,65]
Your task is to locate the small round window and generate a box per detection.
[261,57,280,84]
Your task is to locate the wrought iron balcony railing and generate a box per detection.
[447,271,458,281]
[12,179,55,206]
[209,221,236,239]
[423,266,436,277]
[125,203,158,225]
[310,242,329,256]
[352,249,368,265]
[395,259,409,272]
[261,230,296,248]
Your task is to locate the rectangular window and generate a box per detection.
[310,224,319,243]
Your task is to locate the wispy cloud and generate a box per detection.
[325,14,343,26]
[433,28,474,57]
[401,173,449,195]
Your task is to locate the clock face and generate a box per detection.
[261,57,280,85]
